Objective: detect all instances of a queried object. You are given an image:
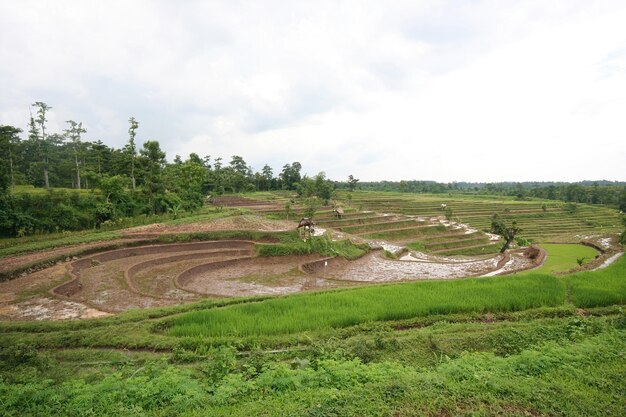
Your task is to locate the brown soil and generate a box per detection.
[0,237,149,275]
[179,254,333,297]
[1,210,552,321]
[121,215,296,236]
[0,264,111,320]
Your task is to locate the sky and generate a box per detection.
[1,0,625,183]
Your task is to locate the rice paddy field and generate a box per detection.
[0,191,624,416]
[253,190,623,256]
[524,243,600,274]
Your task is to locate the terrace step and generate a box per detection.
[430,242,498,255]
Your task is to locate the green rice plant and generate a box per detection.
[165,274,565,338]
[436,244,501,256]
[523,244,599,275]
[567,255,626,308]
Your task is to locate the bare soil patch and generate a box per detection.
[121,214,296,236]
[179,254,333,297]
[0,237,148,275]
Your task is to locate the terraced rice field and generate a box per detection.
[217,192,621,257]
[344,192,621,239]
[232,191,621,259]
[1,192,620,321]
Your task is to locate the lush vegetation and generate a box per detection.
[1,256,625,416]
[342,179,626,210]
[524,244,599,275]
[165,273,565,337]
[0,104,336,237]
[1,103,625,416]
[255,234,369,259]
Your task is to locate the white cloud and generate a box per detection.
[1,0,625,181]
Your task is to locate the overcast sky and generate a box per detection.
[1,1,625,182]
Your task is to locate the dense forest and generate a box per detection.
[343,180,626,210]
[0,102,338,236]
[1,102,625,237]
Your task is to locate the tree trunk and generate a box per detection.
[43,159,49,188]
[131,159,136,191]
[9,156,14,187]
[74,151,81,190]
[500,238,513,253]
[42,125,49,188]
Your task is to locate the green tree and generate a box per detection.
[229,155,250,176]
[347,174,359,191]
[138,140,167,214]
[490,214,522,253]
[314,172,334,205]
[63,120,87,189]
[127,117,139,191]
[280,162,302,190]
[262,164,273,191]
[32,101,52,188]
[164,158,207,211]
[0,125,23,189]
[90,140,113,176]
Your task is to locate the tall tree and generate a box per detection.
[229,155,251,176]
[32,101,52,188]
[63,120,86,189]
[280,162,302,190]
[347,174,359,191]
[91,140,112,176]
[127,117,139,191]
[138,140,166,214]
[262,164,273,191]
[0,125,23,188]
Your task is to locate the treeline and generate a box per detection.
[0,102,335,236]
[341,180,626,211]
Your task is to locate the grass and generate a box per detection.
[10,185,95,195]
[0,190,623,416]
[254,234,369,260]
[406,241,426,251]
[0,230,123,258]
[165,254,626,339]
[165,274,566,337]
[527,244,599,275]
[1,311,624,416]
[1,243,624,416]
[435,243,502,256]
[0,206,238,258]
[567,254,626,307]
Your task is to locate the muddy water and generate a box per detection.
[317,252,501,282]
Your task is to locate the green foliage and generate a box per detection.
[564,202,578,214]
[166,273,566,337]
[406,241,426,251]
[255,234,368,260]
[491,213,521,252]
[303,197,321,219]
[0,190,101,235]
[566,256,626,307]
[347,174,359,191]
[1,253,625,416]
[523,244,598,275]
[515,236,532,246]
